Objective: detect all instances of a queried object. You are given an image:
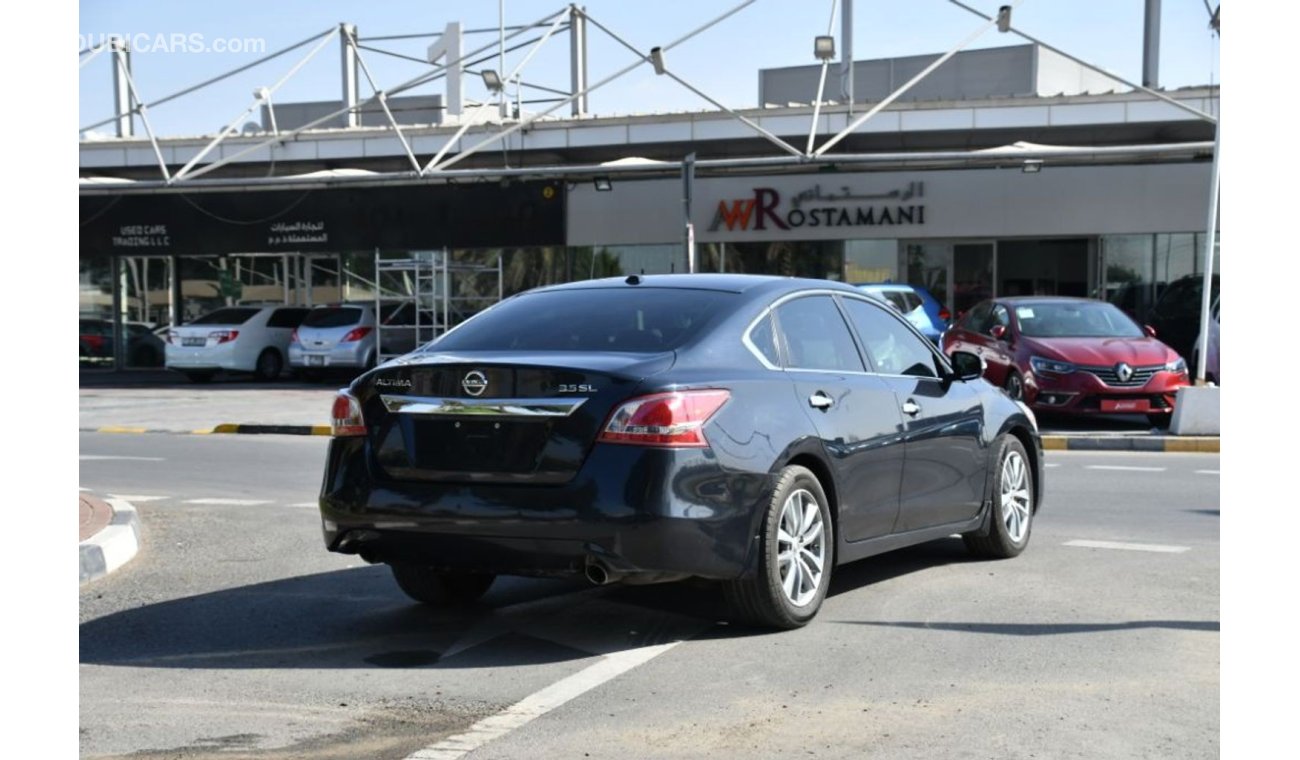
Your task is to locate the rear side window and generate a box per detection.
[900,292,923,313]
[189,308,260,326]
[747,313,781,367]
[268,308,310,328]
[303,308,364,328]
[775,296,864,373]
[432,288,735,352]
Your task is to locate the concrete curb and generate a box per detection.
[1040,435,1219,453]
[79,497,141,585]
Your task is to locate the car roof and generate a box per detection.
[529,273,862,297]
[994,296,1107,306]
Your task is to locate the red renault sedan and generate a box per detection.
[941,297,1189,426]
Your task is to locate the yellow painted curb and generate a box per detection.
[311,425,332,436]
[1040,437,1068,450]
[1164,437,1220,453]
[212,423,241,434]
[98,426,149,434]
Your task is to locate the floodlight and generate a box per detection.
[480,70,505,93]
[649,47,666,75]
[814,35,836,61]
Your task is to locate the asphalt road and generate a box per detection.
[79,432,1219,759]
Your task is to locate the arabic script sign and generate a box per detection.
[707,181,926,234]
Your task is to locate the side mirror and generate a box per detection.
[1143,325,1157,338]
[990,324,1008,341]
[950,350,985,381]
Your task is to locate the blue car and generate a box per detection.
[855,283,950,345]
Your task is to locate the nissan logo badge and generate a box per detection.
[462,370,489,397]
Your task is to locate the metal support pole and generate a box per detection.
[500,0,508,120]
[341,24,360,127]
[570,5,588,116]
[683,152,696,273]
[111,38,134,138]
[1195,121,1219,384]
[1143,0,1161,89]
[840,0,854,114]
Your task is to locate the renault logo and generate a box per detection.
[462,370,489,397]
[1114,362,1133,383]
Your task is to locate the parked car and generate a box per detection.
[165,305,310,382]
[290,305,378,375]
[1146,274,1220,366]
[289,302,443,378]
[941,296,1189,427]
[79,318,167,367]
[319,274,1042,629]
[854,283,949,344]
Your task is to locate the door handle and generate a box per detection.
[809,391,834,410]
[902,399,922,416]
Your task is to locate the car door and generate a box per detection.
[840,295,987,532]
[773,294,905,543]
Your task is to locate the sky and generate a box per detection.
[78,1,1221,138]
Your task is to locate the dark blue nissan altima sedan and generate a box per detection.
[319,274,1043,629]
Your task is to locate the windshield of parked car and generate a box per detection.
[302,307,364,328]
[429,288,736,352]
[188,308,260,325]
[1014,301,1145,338]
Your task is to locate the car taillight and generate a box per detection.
[209,330,239,344]
[331,391,366,437]
[290,329,299,344]
[341,326,373,342]
[938,307,952,323]
[598,390,730,448]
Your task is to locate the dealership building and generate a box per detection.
[79,33,1218,370]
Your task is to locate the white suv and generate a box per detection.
[166,305,309,382]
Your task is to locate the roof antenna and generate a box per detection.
[626,274,641,285]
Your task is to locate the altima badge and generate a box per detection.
[462,370,489,397]
[1114,362,1133,383]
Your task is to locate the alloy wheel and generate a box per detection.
[776,488,826,607]
[1001,450,1032,543]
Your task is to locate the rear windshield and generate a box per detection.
[430,288,736,352]
[188,308,260,326]
[302,307,363,328]
[1015,301,1145,338]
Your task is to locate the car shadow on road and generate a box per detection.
[81,540,982,670]
[837,620,1219,635]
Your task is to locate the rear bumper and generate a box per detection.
[318,437,771,581]
[289,342,371,368]
[165,343,247,371]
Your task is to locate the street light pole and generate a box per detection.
[1195,120,1219,385]
[683,152,697,273]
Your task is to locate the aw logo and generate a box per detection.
[708,188,789,232]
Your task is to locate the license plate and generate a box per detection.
[307,355,326,366]
[1101,398,1150,412]
[182,338,206,347]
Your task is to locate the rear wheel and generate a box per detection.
[254,349,283,381]
[964,436,1034,559]
[390,565,496,606]
[724,465,833,629]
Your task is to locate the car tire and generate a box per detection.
[254,349,283,381]
[723,465,834,630]
[964,435,1034,559]
[1003,371,1025,401]
[389,564,496,606]
[182,370,215,384]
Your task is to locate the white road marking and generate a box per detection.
[1065,539,1190,554]
[79,455,165,461]
[1196,470,1219,475]
[406,641,682,760]
[1084,465,1166,472]
[1044,463,1061,468]
[288,502,319,508]
[183,498,272,506]
[79,487,91,492]
[108,494,168,503]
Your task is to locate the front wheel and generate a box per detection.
[964,436,1034,559]
[1003,371,1025,401]
[724,465,833,629]
[389,565,496,606]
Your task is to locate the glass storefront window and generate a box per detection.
[844,240,899,283]
[904,242,951,312]
[80,257,115,369]
[117,256,171,367]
